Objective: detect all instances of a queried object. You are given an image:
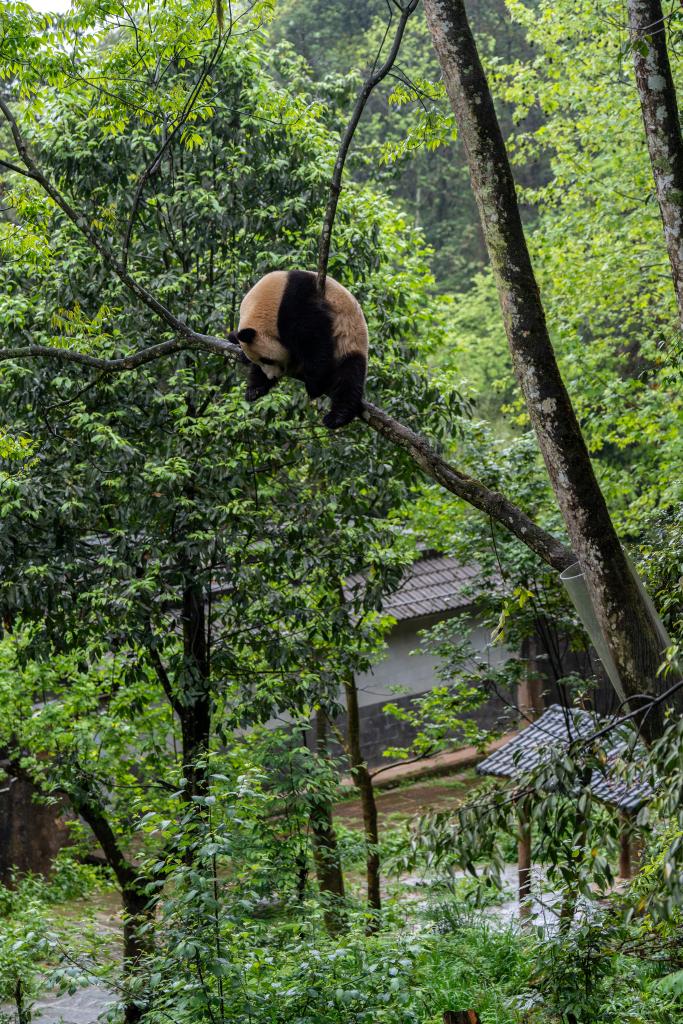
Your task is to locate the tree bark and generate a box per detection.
[179,579,212,800]
[343,675,381,932]
[517,807,532,922]
[619,812,633,879]
[310,712,347,935]
[73,798,153,1023]
[423,0,676,740]
[627,0,683,329]
[14,979,29,1024]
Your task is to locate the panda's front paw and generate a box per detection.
[322,409,354,430]
[245,385,268,403]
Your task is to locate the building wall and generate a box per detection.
[352,610,510,709]
[339,609,515,766]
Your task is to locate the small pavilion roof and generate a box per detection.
[477,704,653,813]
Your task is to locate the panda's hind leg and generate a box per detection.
[245,362,278,403]
[322,354,366,429]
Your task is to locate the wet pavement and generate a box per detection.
[5,985,115,1024]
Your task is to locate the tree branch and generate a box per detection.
[0,336,238,370]
[316,0,420,294]
[361,401,573,571]
[149,645,183,717]
[0,95,234,355]
[3,753,138,892]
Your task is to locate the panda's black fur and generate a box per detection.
[230,270,368,429]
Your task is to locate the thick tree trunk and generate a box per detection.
[343,676,381,932]
[121,887,155,1024]
[74,799,153,1022]
[423,0,676,740]
[310,713,347,935]
[179,580,212,800]
[627,0,683,329]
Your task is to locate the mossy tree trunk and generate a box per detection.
[343,675,381,932]
[627,0,683,329]
[423,0,676,741]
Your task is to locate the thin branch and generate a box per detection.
[316,0,420,293]
[0,335,238,370]
[149,646,183,716]
[369,746,436,780]
[577,675,683,749]
[121,24,233,271]
[0,95,234,356]
[0,156,32,178]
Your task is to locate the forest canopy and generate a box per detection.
[0,1,682,1023]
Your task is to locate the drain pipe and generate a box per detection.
[559,555,671,710]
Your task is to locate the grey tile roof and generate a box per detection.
[477,704,653,813]
[346,556,483,623]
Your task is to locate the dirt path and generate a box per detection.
[334,769,481,827]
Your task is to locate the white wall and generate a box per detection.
[351,610,511,710]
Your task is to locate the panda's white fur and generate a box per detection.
[233,270,368,429]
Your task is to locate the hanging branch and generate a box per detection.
[315,0,421,294]
[0,91,573,574]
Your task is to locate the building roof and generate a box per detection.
[477,704,652,813]
[346,555,483,624]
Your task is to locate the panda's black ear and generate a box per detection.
[237,327,256,344]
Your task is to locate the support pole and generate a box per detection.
[619,813,632,880]
[517,806,532,920]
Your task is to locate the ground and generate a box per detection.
[334,768,481,826]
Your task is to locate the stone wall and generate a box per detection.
[0,775,73,882]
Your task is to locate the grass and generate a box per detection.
[414,927,532,1024]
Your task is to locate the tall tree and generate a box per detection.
[627,0,683,330]
[0,10,416,988]
[422,0,677,739]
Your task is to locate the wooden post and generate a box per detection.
[517,674,544,724]
[519,639,545,723]
[518,807,532,921]
[619,812,632,880]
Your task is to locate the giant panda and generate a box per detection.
[230,269,368,429]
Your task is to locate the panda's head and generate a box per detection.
[235,327,289,380]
